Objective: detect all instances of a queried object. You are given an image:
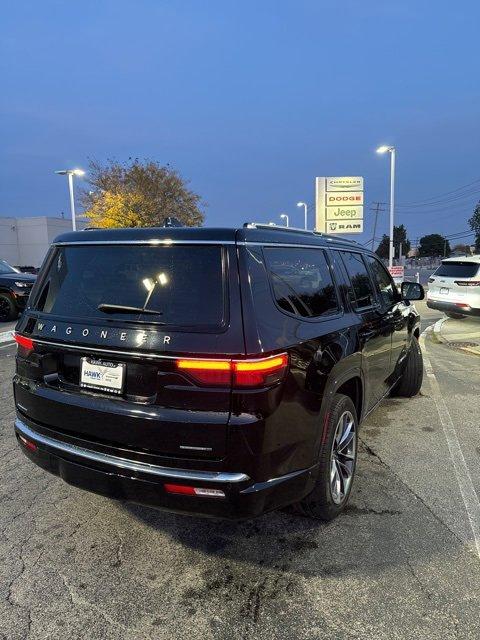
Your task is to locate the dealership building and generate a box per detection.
[0,216,86,268]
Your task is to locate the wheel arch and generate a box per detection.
[335,375,364,423]
[315,368,365,459]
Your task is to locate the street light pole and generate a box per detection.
[376,145,396,268]
[280,214,289,227]
[55,168,85,232]
[67,172,76,231]
[389,148,396,268]
[297,202,308,229]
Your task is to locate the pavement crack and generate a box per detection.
[59,573,148,637]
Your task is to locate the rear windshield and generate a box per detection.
[32,244,226,329]
[434,262,480,278]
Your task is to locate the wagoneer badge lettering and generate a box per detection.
[35,320,171,346]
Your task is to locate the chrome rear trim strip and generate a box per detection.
[15,418,250,483]
[30,337,177,360]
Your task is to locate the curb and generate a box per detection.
[432,317,480,357]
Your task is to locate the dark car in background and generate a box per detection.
[12,224,424,520]
[0,260,36,322]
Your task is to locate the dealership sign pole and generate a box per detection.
[315,177,364,234]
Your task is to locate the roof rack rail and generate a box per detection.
[243,222,315,234]
[243,222,361,245]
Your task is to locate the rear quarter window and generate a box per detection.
[263,247,339,318]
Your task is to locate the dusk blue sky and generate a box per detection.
[1,0,479,247]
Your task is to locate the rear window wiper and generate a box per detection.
[97,303,163,316]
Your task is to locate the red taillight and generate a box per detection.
[176,359,231,386]
[233,354,289,387]
[18,435,37,452]
[176,353,288,388]
[13,333,34,352]
[454,281,480,287]
[164,484,225,498]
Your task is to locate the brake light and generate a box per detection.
[176,353,288,388]
[164,483,225,498]
[233,354,288,387]
[176,359,231,385]
[13,333,34,352]
[454,280,480,287]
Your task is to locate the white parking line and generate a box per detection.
[420,326,480,559]
[0,330,14,344]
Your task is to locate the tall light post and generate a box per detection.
[376,145,396,267]
[55,168,85,231]
[297,202,308,229]
[280,214,289,227]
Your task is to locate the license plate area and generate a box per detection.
[80,357,126,395]
[440,287,449,295]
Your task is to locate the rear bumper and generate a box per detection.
[14,416,317,519]
[426,299,480,317]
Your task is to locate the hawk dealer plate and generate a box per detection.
[80,357,126,394]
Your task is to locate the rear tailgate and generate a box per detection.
[14,242,245,460]
[429,260,480,302]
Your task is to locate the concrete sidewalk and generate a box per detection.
[433,315,480,356]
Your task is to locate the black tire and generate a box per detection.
[445,312,466,319]
[391,336,423,397]
[297,393,358,521]
[0,293,17,322]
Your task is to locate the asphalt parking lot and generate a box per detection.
[1,302,480,640]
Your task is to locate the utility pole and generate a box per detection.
[370,202,386,251]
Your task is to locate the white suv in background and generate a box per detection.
[427,256,480,319]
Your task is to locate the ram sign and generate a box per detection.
[315,176,364,234]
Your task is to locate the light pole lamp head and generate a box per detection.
[54,168,85,176]
[297,201,306,208]
[376,145,395,154]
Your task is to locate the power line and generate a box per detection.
[370,202,385,250]
[395,177,480,207]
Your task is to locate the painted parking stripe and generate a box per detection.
[420,326,480,559]
[0,330,14,344]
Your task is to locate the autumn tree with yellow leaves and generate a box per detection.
[82,159,205,228]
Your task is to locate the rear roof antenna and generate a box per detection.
[163,216,183,228]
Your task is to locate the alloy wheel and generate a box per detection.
[330,410,356,505]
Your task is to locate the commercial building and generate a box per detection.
[0,216,86,268]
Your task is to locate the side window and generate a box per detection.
[365,255,397,307]
[263,247,339,318]
[339,251,375,309]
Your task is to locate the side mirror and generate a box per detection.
[401,281,425,301]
